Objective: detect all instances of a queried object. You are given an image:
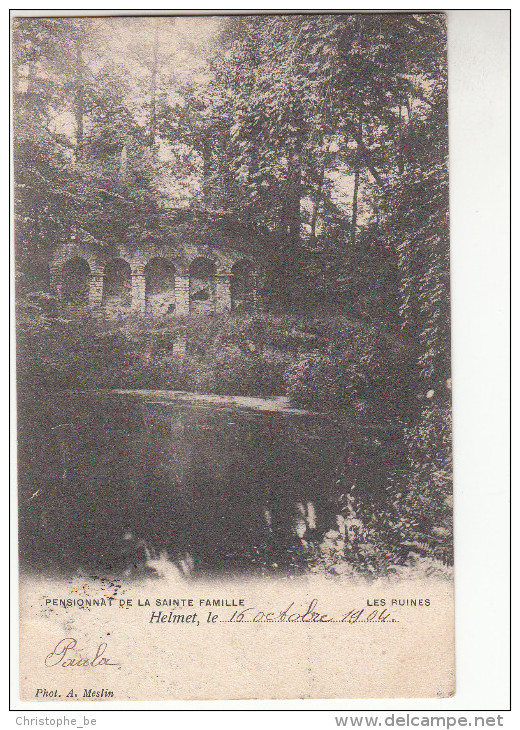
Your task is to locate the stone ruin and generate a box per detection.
[49,223,264,318]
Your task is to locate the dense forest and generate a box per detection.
[14,13,448,329]
[14,14,452,576]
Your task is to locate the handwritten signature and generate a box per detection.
[45,638,120,668]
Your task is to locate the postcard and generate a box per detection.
[14,12,454,700]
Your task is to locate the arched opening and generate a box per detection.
[189,257,216,314]
[62,257,90,304]
[103,258,132,311]
[231,259,255,311]
[145,258,176,315]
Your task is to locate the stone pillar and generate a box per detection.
[172,335,187,356]
[215,274,232,312]
[89,274,104,308]
[49,266,62,298]
[131,273,146,314]
[175,275,190,315]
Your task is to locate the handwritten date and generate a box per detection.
[227,599,395,623]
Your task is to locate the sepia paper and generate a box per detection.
[13,12,454,701]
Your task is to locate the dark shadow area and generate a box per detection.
[18,391,403,579]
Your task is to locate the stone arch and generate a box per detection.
[62,257,91,304]
[189,257,216,314]
[144,257,176,315]
[230,259,256,311]
[54,241,100,273]
[103,258,132,311]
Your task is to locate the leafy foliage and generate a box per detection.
[13,14,453,574]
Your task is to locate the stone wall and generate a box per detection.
[50,231,262,317]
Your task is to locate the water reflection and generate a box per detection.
[18,392,401,579]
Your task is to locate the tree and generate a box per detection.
[13,12,450,330]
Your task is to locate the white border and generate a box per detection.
[6,5,512,722]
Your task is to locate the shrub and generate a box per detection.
[284,334,418,422]
[17,306,415,410]
[389,395,453,564]
[285,353,367,411]
[209,346,290,397]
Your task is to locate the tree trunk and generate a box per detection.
[286,139,302,246]
[26,61,36,94]
[281,95,304,248]
[149,20,159,149]
[74,40,84,160]
[201,139,213,208]
[351,113,362,245]
[397,102,405,174]
[119,145,128,179]
[310,161,326,245]
[277,131,303,308]
[344,118,384,189]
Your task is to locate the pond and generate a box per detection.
[18,390,404,580]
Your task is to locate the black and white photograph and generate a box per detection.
[11,10,470,703]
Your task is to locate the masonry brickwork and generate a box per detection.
[50,225,263,317]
